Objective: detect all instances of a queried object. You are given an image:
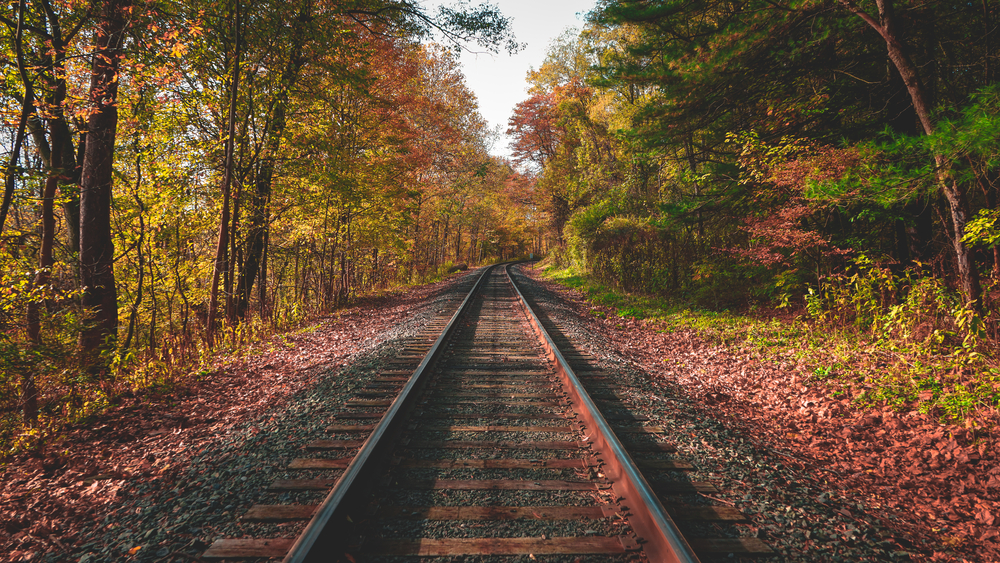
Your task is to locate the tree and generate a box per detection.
[0,0,538,447]
[578,0,998,306]
[207,0,242,341]
[508,93,561,167]
[1,0,91,249]
[0,0,32,237]
[78,0,131,374]
[837,0,982,306]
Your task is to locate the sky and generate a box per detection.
[424,0,599,158]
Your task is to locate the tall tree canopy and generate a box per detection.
[512,1,999,313]
[0,0,538,433]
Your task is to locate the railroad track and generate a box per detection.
[202,264,771,562]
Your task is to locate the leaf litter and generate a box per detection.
[0,273,472,562]
[524,265,995,563]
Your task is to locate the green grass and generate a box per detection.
[543,264,1000,425]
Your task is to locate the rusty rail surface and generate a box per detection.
[282,265,496,563]
[506,264,701,563]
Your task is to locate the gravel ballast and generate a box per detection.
[510,264,912,563]
[0,271,480,563]
[4,263,950,562]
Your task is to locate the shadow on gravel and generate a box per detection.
[510,269,719,530]
[509,265,917,563]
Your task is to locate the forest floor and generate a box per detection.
[0,273,471,562]
[1,265,995,562]
[527,264,998,563]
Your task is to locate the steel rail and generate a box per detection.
[506,263,702,563]
[283,265,496,563]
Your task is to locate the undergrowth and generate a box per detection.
[1,305,310,457]
[0,277,426,458]
[542,263,1000,425]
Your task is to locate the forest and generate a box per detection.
[3,1,1000,559]
[3,0,1000,453]
[509,0,1000,420]
[0,0,540,449]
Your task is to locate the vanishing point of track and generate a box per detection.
[201,264,771,562]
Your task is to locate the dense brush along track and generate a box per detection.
[201,265,772,562]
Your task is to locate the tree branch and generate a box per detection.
[836,0,890,42]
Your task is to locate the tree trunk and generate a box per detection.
[123,160,145,351]
[235,182,269,318]
[440,215,450,267]
[467,223,478,264]
[23,174,55,424]
[840,0,983,307]
[293,241,300,302]
[208,0,242,343]
[986,178,1000,280]
[22,1,83,410]
[49,116,81,252]
[226,165,241,323]
[235,0,309,318]
[79,0,130,374]
[45,6,83,251]
[338,251,347,306]
[985,0,994,84]
[410,200,422,282]
[259,214,269,318]
[28,0,84,252]
[147,248,157,357]
[1,95,31,237]
[2,0,33,237]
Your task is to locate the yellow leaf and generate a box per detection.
[128,546,142,555]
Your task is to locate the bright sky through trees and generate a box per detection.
[424,0,597,157]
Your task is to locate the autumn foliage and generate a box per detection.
[510,1,1000,387]
[0,0,536,450]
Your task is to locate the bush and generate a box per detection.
[805,255,983,357]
